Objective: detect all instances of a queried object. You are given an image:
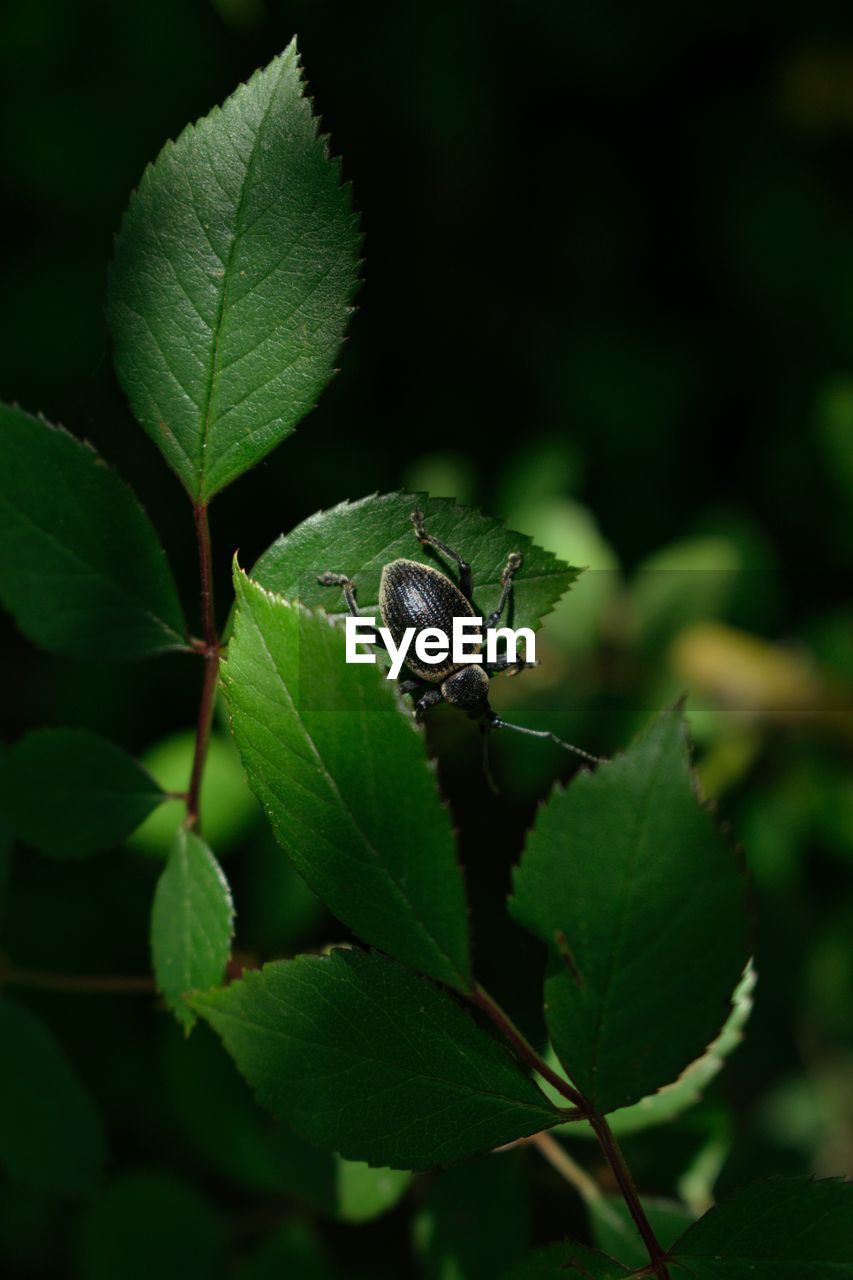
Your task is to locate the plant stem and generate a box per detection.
[187,500,220,829]
[0,964,154,994]
[473,984,669,1276]
[470,984,585,1111]
[590,1114,671,1278]
[529,1131,603,1203]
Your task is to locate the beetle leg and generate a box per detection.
[410,510,473,601]
[397,679,421,695]
[413,688,443,721]
[484,551,523,632]
[317,572,360,618]
[487,657,538,677]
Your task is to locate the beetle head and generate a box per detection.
[440,664,490,713]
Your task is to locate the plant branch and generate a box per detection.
[469,984,586,1111]
[590,1114,671,1278]
[187,500,220,829]
[0,963,154,994]
[472,984,669,1276]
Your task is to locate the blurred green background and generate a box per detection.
[1,1,851,1276]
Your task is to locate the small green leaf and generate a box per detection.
[668,1177,853,1278]
[252,491,579,635]
[0,405,186,658]
[0,997,106,1196]
[3,729,166,859]
[192,948,563,1172]
[81,1173,225,1280]
[223,569,471,990]
[503,1242,627,1278]
[590,1196,695,1270]
[413,1151,530,1279]
[335,1160,411,1224]
[108,42,359,500]
[510,705,749,1115]
[151,829,234,1030]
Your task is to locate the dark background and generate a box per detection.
[1,1,851,1276]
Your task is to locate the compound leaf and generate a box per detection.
[510,705,749,1115]
[252,492,580,635]
[193,948,563,1172]
[0,405,186,658]
[0,997,106,1196]
[151,829,234,1030]
[223,568,471,990]
[108,42,359,500]
[667,1177,853,1278]
[3,729,166,859]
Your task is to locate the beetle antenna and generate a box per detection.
[490,718,607,766]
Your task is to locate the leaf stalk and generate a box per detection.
[187,501,220,829]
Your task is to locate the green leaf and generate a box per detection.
[668,1177,853,1278]
[151,829,234,1030]
[252,491,579,635]
[590,1196,695,1270]
[2,729,166,859]
[510,705,749,1115]
[503,1242,627,1278]
[0,405,186,658]
[552,964,755,1139]
[81,1173,225,1280]
[162,1019,410,1219]
[108,42,359,500]
[3,732,166,860]
[192,948,563,1172]
[413,1150,530,1279]
[0,997,106,1195]
[223,569,471,990]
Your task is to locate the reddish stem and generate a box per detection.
[590,1114,671,1278]
[470,984,586,1111]
[0,965,154,994]
[187,501,220,829]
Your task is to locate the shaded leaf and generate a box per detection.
[80,1173,225,1280]
[503,1242,627,1278]
[0,405,186,658]
[553,964,755,1139]
[0,997,106,1196]
[413,1150,530,1279]
[162,1019,409,1219]
[510,705,749,1114]
[193,948,563,1172]
[238,1220,340,1280]
[667,1177,853,1279]
[223,569,471,990]
[252,491,579,636]
[3,729,166,859]
[108,42,359,500]
[590,1196,695,1269]
[151,829,234,1030]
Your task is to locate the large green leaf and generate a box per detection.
[3,729,166,859]
[151,829,234,1030]
[668,1177,853,1278]
[192,948,563,1172]
[503,1242,627,1278]
[108,42,359,500]
[223,569,471,990]
[0,405,186,658]
[81,1173,225,1280]
[0,998,106,1195]
[551,964,755,1139]
[162,1020,410,1221]
[510,705,748,1115]
[252,491,579,634]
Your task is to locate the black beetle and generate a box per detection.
[319,509,603,769]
